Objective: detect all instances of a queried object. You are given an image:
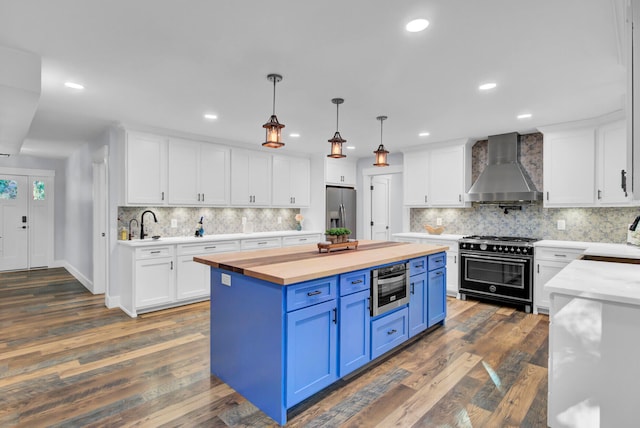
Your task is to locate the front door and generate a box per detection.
[0,175,29,270]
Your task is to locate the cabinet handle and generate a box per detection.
[436,271,443,275]
[387,329,397,335]
[170,261,173,270]
[459,194,462,202]
[597,189,602,200]
[307,290,322,296]
[351,279,362,284]
[454,255,457,263]
[202,193,205,202]
[537,264,540,274]
[150,251,160,254]
[205,246,217,249]
[333,308,337,324]
[162,191,165,201]
[622,169,628,197]
[546,191,549,201]
[554,254,567,258]
[410,283,415,294]
[299,238,307,241]
[257,241,268,245]
[367,297,371,311]
[424,195,427,203]
[197,193,201,202]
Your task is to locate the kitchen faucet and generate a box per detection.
[128,218,139,240]
[140,210,158,239]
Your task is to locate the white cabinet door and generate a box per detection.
[231,149,272,206]
[273,155,311,207]
[199,143,230,205]
[176,255,209,300]
[126,132,168,205]
[429,145,465,206]
[135,257,174,308]
[325,157,356,186]
[404,150,430,206]
[544,128,596,206]
[446,251,459,296]
[168,138,200,205]
[534,259,566,313]
[598,120,631,205]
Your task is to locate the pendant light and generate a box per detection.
[262,73,285,148]
[327,98,346,158]
[373,115,389,167]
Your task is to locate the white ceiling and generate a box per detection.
[0,0,628,160]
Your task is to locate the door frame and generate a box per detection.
[92,146,109,296]
[361,165,402,240]
[0,167,55,270]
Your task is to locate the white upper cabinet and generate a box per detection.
[403,140,471,207]
[125,132,168,205]
[598,120,631,205]
[542,115,632,207]
[325,157,356,186]
[272,155,310,207]
[231,149,272,206]
[168,138,230,206]
[543,127,596,206]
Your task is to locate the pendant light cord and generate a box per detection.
[272,78,277,115]
[380,117,384,144]
[336,103,340,131]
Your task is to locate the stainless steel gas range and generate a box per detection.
[458,235,538,313]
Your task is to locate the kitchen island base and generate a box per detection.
[201,243,448,425]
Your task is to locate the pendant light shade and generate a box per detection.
[327,98,346,158]
[262,74,285,148]
[373,115,389,167]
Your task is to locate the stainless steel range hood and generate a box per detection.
[466,132,542,202]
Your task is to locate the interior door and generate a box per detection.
[0,175,29,270]
[371,176,390,240]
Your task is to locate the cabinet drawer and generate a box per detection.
[135,246,174,260]
[428,253,446,271]
[409,257,427,276]
[371,307,408,359]
[282,234,322,247]
[177,240,240,256]
[339,269,370,296]
[535,247,585,261]
[286,276,337,312]
[241,237,281,250]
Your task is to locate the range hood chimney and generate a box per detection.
[466,132,542,203]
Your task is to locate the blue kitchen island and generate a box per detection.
[194,240,448,425]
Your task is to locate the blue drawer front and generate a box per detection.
[409,257,427,276]
[286,276,337,312]
[339,269,370,296]
[428,253,446,271]
[371,307,409,359]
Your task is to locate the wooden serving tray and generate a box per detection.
[317,240,359,253]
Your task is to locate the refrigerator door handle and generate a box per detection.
[339,203,345,228]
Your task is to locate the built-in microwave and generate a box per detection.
[371,262,410,317]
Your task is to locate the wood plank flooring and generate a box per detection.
[0,268,549,427]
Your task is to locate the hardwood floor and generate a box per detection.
[0,268,549,427]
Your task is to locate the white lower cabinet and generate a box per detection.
[533,245,586,313]
[241,237,282,250]
[176,240,241,301]
[282,234,322,246]
[134,246,175,309]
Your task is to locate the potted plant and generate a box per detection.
[325,227,352,244]
[325,228,339,244]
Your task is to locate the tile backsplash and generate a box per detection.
[411,204,640,243]
[118,207,301,238]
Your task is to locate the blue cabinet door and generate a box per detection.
[428,267,446,327]
[408,272,427,338]
[339,289,371,377]
[286,299,338,407]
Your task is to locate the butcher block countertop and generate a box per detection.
[194,240,448,285]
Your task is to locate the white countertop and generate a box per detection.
[546,259,640,306]
[392,232,464,241]
[117,230,323,247]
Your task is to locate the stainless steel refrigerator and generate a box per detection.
[326,186,356,237]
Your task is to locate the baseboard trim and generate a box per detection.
[62,261,95,294]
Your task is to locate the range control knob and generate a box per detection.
[510,247,515,252]
[493,246,498,251]
[516,247,521,253]
[480,243,487,251]
[498,247,503,252]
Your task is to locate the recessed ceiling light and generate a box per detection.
[64,81,84,90]
[289,133,300,138]
[419,132,430,137]
[346,146,356,150]
[517,113,532,119]
[203,113,218,120]
[406,19,429,32]
[478,82,497,91]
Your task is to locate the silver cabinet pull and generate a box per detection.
[387,329,397,335]
[351,279,362,284]
[307,290,322,296]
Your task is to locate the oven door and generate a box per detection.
[459,252,532,302]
